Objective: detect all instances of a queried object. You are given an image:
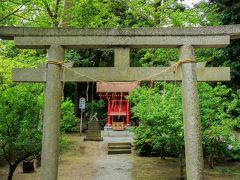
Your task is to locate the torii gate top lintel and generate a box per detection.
[0,25,240,48]
[1,24,240,39]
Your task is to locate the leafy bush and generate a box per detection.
[128,83,183,157]
[61,98,78,132]
[0,84,78,179]
[0,84,43,179]
[128,82,240,164]
[84,99,107,117]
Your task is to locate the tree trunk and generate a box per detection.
[208,139,214,169]
[95,50,101,67]
[8,164,18,180]
[59,0,72,27]
[74,83,80,117]
[178,146,185,180]
[160,145,165,160]
[153,0,162,26]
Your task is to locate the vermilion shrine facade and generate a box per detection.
[97,82,139,127]
[1,25,240,180]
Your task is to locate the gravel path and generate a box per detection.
[92,136,133,180]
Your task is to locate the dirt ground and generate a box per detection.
[0,133,240,180]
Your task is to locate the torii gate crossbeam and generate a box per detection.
[0,25,238,180]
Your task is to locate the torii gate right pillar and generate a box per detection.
[180,45,204,179]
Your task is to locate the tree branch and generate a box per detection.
[43,0,58,27]
[43,0,54,19]
[13,13,49,25]
[59,0,72,27]
[54,0,61,19]
[2,143,11,166]
[0,0,31,23]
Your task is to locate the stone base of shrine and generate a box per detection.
[102,128,133,137]
[104,125,130,130]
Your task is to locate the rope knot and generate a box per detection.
[172,58,196,73]
[47,61,64,65]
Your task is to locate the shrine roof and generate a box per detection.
[96,82,139,93]
[1,25,240,40]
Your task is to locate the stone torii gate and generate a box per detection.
[1,25,240,180]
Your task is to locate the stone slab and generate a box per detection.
[102,129,133,137]
[96,82,139,92]
[108,145,131,149]
[108,142,132,146]
[114,48,130,69]
[12,67,231,82]
[86,130,102,137]
[14,35,230,48]
[12,68,47,82]
[1,25,240,39]
[108,149,131,155]
[84,137,103,141]
[107,142,132,155]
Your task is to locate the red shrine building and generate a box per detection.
[97,82,139,130]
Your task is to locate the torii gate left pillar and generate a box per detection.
[40,45,64,180]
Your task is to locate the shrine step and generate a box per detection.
[108,142,131,146]
[108,149,131,154]
[107,142,132,155]
[108,145,131,149]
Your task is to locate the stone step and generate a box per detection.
[108,142,132,146]
[107,142,132,154]
[108,149,131,155]
[108,145,131,149]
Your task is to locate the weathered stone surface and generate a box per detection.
[114,48,130,69]
[12,66,230,82]
[40,45,63,180]
[12,68,47,82]
[0,25,240,39]
[86,130,102,137]
[107,142,132,155]
[14,35,230,48]
[84,115,103,141]
[96,82,139,93]
[180,45,204,179]
[88,119,100,131]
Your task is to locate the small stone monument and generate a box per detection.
[84,113,103,141]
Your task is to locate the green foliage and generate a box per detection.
[61,98,78,132]
[0,0,223,72]
[59,134,68,153]
[128,82,240,162]
[0,41,46,88]
[199,83,240,162]
[209,0,240,88]
[0,84,43,167]
[0,83,77,178]
[128,83,183,156]
[84,99,107,118]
